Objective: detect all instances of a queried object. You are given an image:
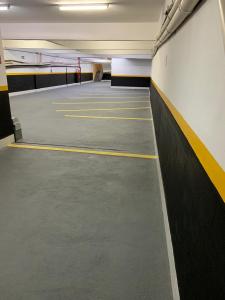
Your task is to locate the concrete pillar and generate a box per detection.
[0,30,14,147]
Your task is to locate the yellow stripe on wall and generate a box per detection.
[0,85,8,92]
[152,80,225,203]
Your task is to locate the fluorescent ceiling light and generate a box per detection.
[59,4,109,11]
[0,5,9,11]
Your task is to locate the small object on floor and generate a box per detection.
[12,116,23,142]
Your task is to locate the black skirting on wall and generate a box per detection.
[67,73,76,84]
[111,76,150,87]
[7,75,36,93]
[81,73,93,82]
[0,90,13,140]
[150,83,225,300]
[102,72,111,80]
[7,72,93,93]
[35,74,67,89]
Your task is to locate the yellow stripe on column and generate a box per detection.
[152,80,225,203]
[0,85,8,92]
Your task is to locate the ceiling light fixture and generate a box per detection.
[0,5,9,11]
[59,4,109,11]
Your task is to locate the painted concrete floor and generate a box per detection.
[0,82,173,299]
[9,82,154,153]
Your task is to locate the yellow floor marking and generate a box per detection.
[56,107,151,112]
[64,115,153,121]
[8,144,158,160]
[65,96,149,99]
[53,101,149,105]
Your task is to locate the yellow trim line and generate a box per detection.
[0,85,8,92]
[81,94,149,96]
[56,107,151,112]
[65,115,153,121]
[54,96,149,99]
[152,80,225,203]
[53,101,149,105]
[8,144,158,160]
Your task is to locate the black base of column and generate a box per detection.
[0,90,13,140]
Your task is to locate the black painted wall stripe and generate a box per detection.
[150,83,225,299]
[152,81,225,201]
[7,73,93,93]
[111,76,150,87]
[0,90,13,140]
[7,75,36,92]
[102,72,111,80]
[36,74,67,89]
[80,73,93,82]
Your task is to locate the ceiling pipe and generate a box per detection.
[219,0,225,50]
[154,0,201,55]
[157,0,182,40]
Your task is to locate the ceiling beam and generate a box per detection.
[53,40,154,50]
[0,23,159,40]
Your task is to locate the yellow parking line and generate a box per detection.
[80,94,149,96]
[8,144,158,160]
[56,107,151,112]
[71,96,149,99]
[64,115,152,121]
[53,101,149,105]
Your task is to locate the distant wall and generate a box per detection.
[4,50,93,93]
[151,0,225,299]
[102,63,111,81]
[111,58,151,88]
[5,49,80,65]
[0,34,13,142]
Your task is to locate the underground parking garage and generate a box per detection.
[0,1,225,299]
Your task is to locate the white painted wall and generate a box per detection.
[6,65,92,74]
[103,63,111,72]
[151,0,225,171]
[4,49,78,65]
[80,63,93,73]
[111,58,151,76]
[5,49,38,64]
[0,31,8,87]
[4,49,93,74]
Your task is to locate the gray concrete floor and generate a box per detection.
[9,82,154,153]
[0,82,173,299]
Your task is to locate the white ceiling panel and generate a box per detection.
[0,0,164,23]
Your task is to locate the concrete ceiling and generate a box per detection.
[0,23,159,40]
[0,0,164,23]
[3,40,153,60]
[0,1,164,60]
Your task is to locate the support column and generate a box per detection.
[0,31,14,147]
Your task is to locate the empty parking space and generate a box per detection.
[0,81,174,299]
[9,82,154,153]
